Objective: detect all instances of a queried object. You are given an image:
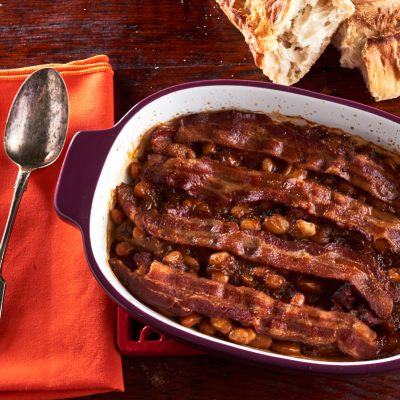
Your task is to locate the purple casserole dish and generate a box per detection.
[55,80,400,373]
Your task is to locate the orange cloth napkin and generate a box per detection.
[0,55,123,399]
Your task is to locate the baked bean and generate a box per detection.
[209,251,231,266]
[282,164,293,176]
[202,142,216,155]
[115,241,135,257]
[129,161,141,180]
[110,208,126,225]
[180,313,202,328]
[252,266,273,278]
[270,341,301,356]
[182,199,210,214]
[210,317,232,334]
[296,277,323,294]
[263,215,290,235]
[240,218,261,231]
[261,157,275,172]
[230,205,251,219]
[211,272,229,283]
[228,327,256,345]
[264,274,286,290]
[130,227,165,256]
[134,180,152,198]
[199,320,216,336]
[250,334,272,349]
[388,268,400,283]
[183,255,200,271]
[290,293,306,306]
[163,251,184,265]
[208,252,237,279]
[294,219,316,238]
[132,226,146,240]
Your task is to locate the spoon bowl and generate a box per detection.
[0,68,69,317]
[4,68,68,170]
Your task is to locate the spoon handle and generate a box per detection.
[0,168,31,272]
[0,168,31,317]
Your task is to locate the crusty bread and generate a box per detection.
[361,34,400,101]
[216,0,355,85]
[334,0,400,101]
[334,0,400,69]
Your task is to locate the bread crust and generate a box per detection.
[347,0,400,35]
[216,0,355,85]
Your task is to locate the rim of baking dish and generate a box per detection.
[90,80,400,373]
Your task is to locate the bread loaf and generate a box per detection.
[334,0,400,101]
[216,0,355,85]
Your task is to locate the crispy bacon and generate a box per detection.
[110,259,377,359]
[116,183,394,318]
[175,111,399,205]
[151,125,196,159]
[142,156,400,254]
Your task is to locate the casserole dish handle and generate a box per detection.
[54,129,117,229]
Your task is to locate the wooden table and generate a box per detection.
[1,1,400,399]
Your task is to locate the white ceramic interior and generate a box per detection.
[90,83,400,367]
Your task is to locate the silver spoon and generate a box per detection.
[0,68,69,318]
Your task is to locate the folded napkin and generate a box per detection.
[0,55,123,399]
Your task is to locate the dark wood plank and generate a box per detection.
[1,0,399,121]
[1,1,400,399]
[85,355,400,400]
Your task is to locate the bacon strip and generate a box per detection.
[175,111,399,205]
[116,184,394,318]
[143,156,400,254]
[110,259,377,359]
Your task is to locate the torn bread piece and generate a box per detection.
[334,0,400,69]
[361,34,400,101]
[215,0,355,85]
[334,0,400,101]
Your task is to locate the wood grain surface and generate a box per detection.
[1,1,400,399]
